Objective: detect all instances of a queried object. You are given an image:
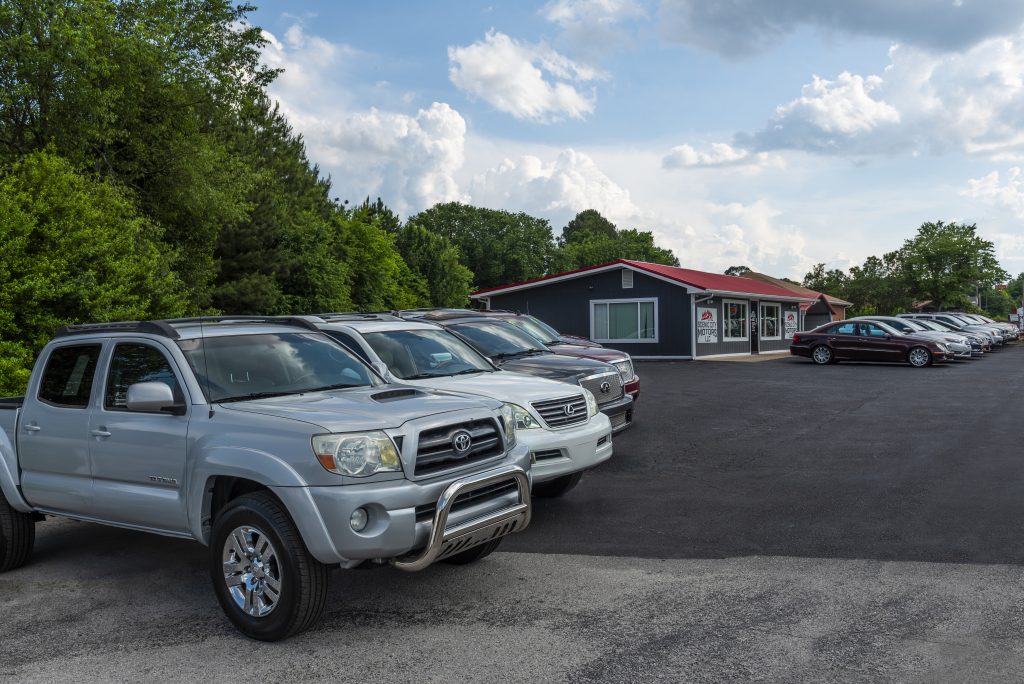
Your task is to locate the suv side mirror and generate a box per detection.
[370,361,390,380]
[126,382,185,415]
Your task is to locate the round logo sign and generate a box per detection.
[564,403,576,416]
[451,430,473,454]
[599,381,611,394]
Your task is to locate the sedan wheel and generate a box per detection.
[812,345,833,365]
[907,347,932,367]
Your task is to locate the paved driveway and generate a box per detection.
[3,347,1024,682]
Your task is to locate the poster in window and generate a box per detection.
[784,310,798,339]
[697,307,718,344]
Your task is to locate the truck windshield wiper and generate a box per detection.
[305,383,363,392]
[491,350,544,360]
[400,373,440,380]
[217,390,301,403]
[450,368,488,375]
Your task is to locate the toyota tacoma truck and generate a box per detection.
[0,317,531,641]
[310,314,614,498]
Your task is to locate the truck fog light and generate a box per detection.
[350,507,369,532]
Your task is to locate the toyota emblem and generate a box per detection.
[599,381,611,394]
[452,430,473,454]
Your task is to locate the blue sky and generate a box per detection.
[250,0,1024,279]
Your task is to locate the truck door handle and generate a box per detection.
[23,424,41,432]
[90,429,112,438]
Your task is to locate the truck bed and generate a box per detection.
[0,397,22,453]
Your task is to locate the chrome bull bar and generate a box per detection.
[392,464,531,572]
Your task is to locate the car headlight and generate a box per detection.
[312,432,402,477]
[582,388,599,418]
[506,403,540,430]
[499,404,519,447]
[612,358,634,384]
[936,343,948,351]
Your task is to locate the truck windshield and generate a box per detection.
[362,329,494,380]
[449,321,549,358]
[176,333,378,403]
[507,317,561,346]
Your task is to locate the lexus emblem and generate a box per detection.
[599,381,611,394]
[564,403,576,416]
[452,430,473,454]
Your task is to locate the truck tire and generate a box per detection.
[532,472,583,498]
[0,492,35,572]
[210,492,329,641]
[442,537,503,565]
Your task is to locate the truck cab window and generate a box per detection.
[105,344,182,410]
[37,344,102,408]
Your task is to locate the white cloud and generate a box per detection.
[741,33,1024,158]
[962,168,1024,217]
[262,25,467,215]
[658,0,1024,58]
[662,142,783,169]
[448,31,602,122]
[469,149,640,224]
[541,0,646,57]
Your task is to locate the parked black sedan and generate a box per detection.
[790,320,953,367]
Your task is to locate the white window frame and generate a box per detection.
[621,269,634,289]
[759,302,781,340]
[722,298,749,342]
[590,298,659,343]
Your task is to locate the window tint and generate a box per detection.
[105,344,182,410]
[38,345,102,408]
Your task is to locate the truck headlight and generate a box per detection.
[312,432,402,477]
[612,358,633,384]
[582,388,599,418]
[499,404,518,447]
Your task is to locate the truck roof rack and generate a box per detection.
[400,309,487,322]
[315,312,402,322]
[55,321,182,339]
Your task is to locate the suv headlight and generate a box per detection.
[505,402,540,430]
[499,403,519,447]
[582,388,599,417]
[612,358,634,384]
[312,432,402,477]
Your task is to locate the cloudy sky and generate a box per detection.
[251,0,1024,279]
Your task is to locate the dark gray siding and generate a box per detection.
[483,268,692,357]
[694,296,753,357]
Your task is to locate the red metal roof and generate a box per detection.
[472,259,816,301]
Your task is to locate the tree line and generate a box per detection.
[0,0,677,393]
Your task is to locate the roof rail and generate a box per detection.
[54,320,181,339]
[400,309,488,322]
[316,312,402,322]
[161,316,321,333]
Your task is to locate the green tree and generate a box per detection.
[0,151,186,393]
[803,263,849,296]
[395,224,474,307]
[724,265,752,276]
[407,202,556,289]
[900,221,1006,310]
[560,209,617,244]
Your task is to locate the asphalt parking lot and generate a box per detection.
[3,346,1024,682]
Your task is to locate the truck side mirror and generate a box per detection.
[126,382,184,415]
[370,361,391,380]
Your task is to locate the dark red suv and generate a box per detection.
[473,310,640,402]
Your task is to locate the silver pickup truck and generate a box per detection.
[0,317,532,641]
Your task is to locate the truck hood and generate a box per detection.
[559,334,603,348]
[545,343,627,363]
[219,385,494,432]
[493,353,614,382]
[401,370,586,404]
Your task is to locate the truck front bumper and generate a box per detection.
[272,445,532,567]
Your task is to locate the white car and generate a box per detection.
[310,314,614,498]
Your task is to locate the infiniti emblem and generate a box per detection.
[599,381,611,394]
[452,430,473,454]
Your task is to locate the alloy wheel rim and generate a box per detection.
[222,525,282,617]
[909,349,929,367]
[814,347,830,363]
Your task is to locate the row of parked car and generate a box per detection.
[0,308,636,640]
[790,311,1019,366]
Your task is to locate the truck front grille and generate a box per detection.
[580,371,624,405]
[531,395,588,428]
[415,418,504,477]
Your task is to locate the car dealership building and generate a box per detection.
[471,260,819,360]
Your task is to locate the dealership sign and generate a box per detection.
[697,307,718,343]
[784,311,798,339]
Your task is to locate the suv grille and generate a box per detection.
[580,371,624,405]
[531,395,588,429]
[415,419,504,477]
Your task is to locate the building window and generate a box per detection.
[591,299,657,342]
[621,269,633,289]
[723,299,748,341]
[760,302,781,339]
